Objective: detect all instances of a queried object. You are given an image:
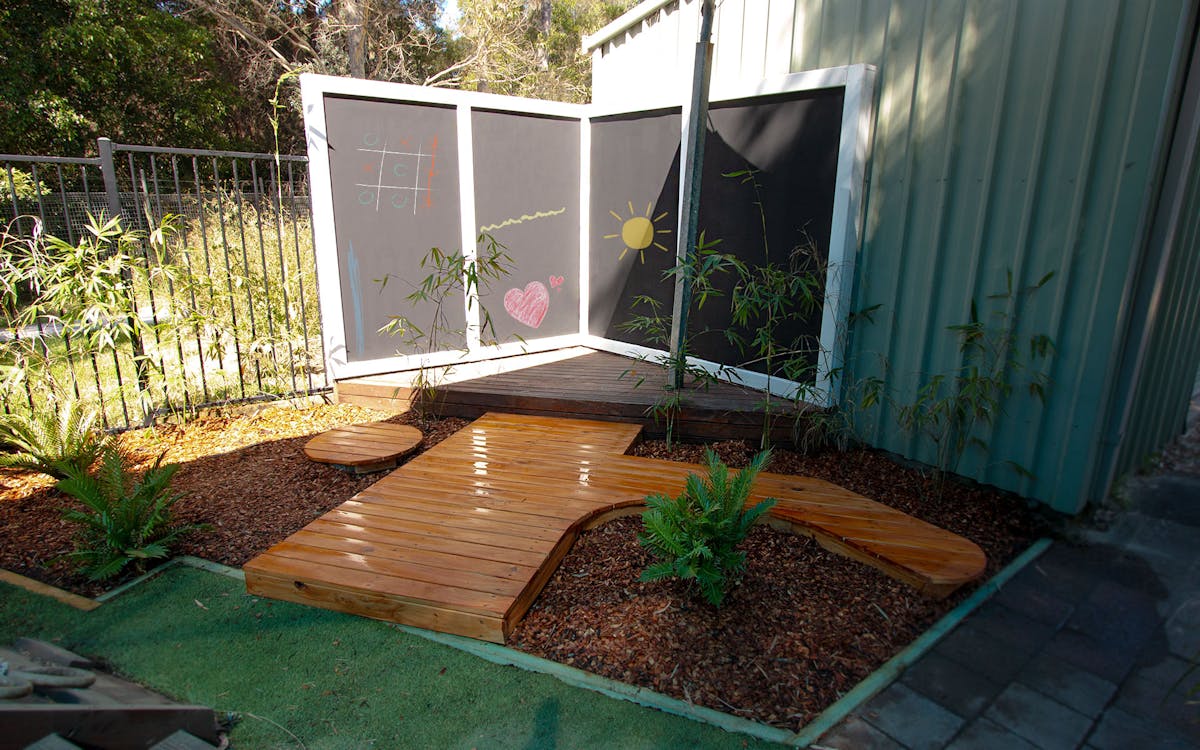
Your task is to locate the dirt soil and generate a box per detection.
[0,405,1042,731]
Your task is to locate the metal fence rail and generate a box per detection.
[1,138,328,430]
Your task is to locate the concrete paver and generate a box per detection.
[860,683,964,750]
[818,401,1200,750]
[985,682,1093,750]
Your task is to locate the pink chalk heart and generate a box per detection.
[549,275,564,289]
[504,281,550,329]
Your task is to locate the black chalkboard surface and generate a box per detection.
[588,89,844,381]
[688,87,844,377]
[324,95,462,361]
[588,108,682,344]
[471,110,580,342]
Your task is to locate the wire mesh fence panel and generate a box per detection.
[0,142,327,431]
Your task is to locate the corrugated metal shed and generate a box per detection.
[588,0,1199,513]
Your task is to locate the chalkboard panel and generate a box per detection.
[471,110,580,342]
[588,108,682,345]
[687,87,844,377]
[324,95,462,361]
[588,89,844,383]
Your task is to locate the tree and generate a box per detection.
[0,0,249,155]
[452,0,633,102]
[183,0,457,150]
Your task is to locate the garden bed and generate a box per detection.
[0,404,1042,733]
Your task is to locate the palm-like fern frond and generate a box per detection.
[637,448,776,605]
[0,394,109,479]
[57,447,204,581]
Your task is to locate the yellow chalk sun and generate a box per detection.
[604,201,671,263]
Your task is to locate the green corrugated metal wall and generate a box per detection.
[1113,23,1200,481]
[787,0,1194,512]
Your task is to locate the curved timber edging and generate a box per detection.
[245,412,988,643]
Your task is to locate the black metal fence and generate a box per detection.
[1,138,329,430]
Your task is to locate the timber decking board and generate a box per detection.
[336,350,802,443]
[245,412,987,643]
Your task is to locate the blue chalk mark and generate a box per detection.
[347,241,365,356]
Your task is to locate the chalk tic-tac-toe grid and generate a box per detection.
[356,136,437,214]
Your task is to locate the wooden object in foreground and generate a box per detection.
[303,422,423,473]
[246,413,987,643]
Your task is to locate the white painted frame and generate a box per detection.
[302,65,874,406]
[585,64,876,407]
[303,74,588,381]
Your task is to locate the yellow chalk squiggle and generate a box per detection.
[480,207,567,233]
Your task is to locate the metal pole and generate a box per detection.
[97,137,123,220]
[668,0,717,390]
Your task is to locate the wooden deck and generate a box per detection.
[245,413,987,643]
[336,350,804,443]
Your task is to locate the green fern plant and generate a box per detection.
[57,447,203,581]
[638,448,777,606]
[0,393,110,479]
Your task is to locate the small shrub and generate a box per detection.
[638,448,777,606]
[0,392,109,479]
[57,447,202,581]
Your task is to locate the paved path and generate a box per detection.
[819,447,1200,748]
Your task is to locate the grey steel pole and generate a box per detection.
[668,0,716,390]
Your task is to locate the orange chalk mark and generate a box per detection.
[425,136,438,208]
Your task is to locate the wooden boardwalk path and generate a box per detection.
[245,413,986,643]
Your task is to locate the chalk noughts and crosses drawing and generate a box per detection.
[355,133,438,214]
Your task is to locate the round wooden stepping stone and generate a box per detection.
[304,422,423,474]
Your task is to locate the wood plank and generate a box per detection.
[336,498,570,542]
[245,565,505,643]
[303,518,547,568]
[318,508,556,554]
[266,540,528,598]
[245,550,509,616]
[290,528,536,580]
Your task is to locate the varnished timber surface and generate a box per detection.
[245,413,987,643]
[336,350,804,443]
[303,422,423,472]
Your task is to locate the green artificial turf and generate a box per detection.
[0,567,783,749]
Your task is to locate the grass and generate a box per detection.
[0,565,783,749]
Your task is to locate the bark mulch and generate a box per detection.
[507,440,1042,732]
[0,406,1042,733]
[0,402,466,598]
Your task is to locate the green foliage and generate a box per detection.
[454,0,635,102]
[895,270,1056,482]
[57,447,201,580]
[619,231,737,448]
[377,233,514,420]
[0,169,49,203]
[0,211,178,409]
[0,0,247,154]
[0,391,109,479]
[638,448,777,606]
